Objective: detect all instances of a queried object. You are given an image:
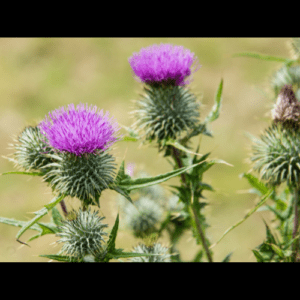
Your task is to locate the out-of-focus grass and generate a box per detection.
[0,38,291,262]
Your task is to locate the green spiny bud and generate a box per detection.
[131,85,200,146]
[123,196,163,238]
[43,150,116,206]
[56,208,108,260]
[130,242,172,262]
[251,123,300,187]
[13,126,54,172]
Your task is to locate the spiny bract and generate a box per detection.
[56,208,108,260]
[251,123,300,186]
[13,126,55,172]
[132,85,200,143]
[130,243,172,262]
[43,150,116,206]
[123,196,163,237]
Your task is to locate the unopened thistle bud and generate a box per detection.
[123,196,163,238]
[13,126,54,172]
[251,124,300,187]
[39,103,120,206]
[130,242,172,262]
[271,85,300,130]
[56,208,108,261]
[129,44,201,144]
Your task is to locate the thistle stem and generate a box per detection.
[60,199,68,217]
[292,186,300,261]
[170,146,213,262]
[189,204,213,263]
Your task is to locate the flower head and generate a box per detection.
[39,103,120,156]
[271,85,300,129]
[130,243,172,262]
[57,208,108,260]
[128,43,200,86]
[251,123,300,186]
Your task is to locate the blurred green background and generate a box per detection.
[0,38,292,262]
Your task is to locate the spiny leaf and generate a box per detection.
[51,207,64,227]
[204,78,223,124]
[0,217,41,231]
[233,52,295,65]
[252,249,265,262]
[116,160,209,191]
[39,254,79,262]
[166,139,204,157]
[222,252,233,262]
[106,213,119,254]
[16,193,65,244]
[210,189,273,248]
[241,173,272,197]
[1,171,44,176]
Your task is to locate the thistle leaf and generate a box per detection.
[166,139,204,156]
[210,189,273,248]
[1,171,44,176]
[16,193,65,244]
[233,52,295,65]
[204,78,223,124]
[106,213,119,254]
[116,160,208,191]
[39,254,79,262]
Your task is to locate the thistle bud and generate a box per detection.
[130,242,172,262]
[271,85,300,129]
[123,196,163,238]
[13,126,55,172]
[56,208,108,261]
[251,123,300,186]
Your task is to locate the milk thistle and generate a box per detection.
[39,103,121,207]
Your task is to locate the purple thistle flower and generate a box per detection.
[39,103,120,156]
[128,43,201,86]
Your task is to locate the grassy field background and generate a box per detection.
[0,38,292,262]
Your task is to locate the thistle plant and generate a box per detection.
[0,42,232,262]
[1,96,208,261]
[210,38,300,262]
[124,43,231,262]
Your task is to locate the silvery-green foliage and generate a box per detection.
[13,126,54,172]
[123,196,163,237]
[56,208,108,260]
[129,242,172,262]
[131,85,200,145]
[251,123,300,187]
[43,150,116,206]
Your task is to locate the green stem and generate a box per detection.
[170,146,213,262]
[188,204,213,263]
[60,199,68,217]
[292,186,300,261]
